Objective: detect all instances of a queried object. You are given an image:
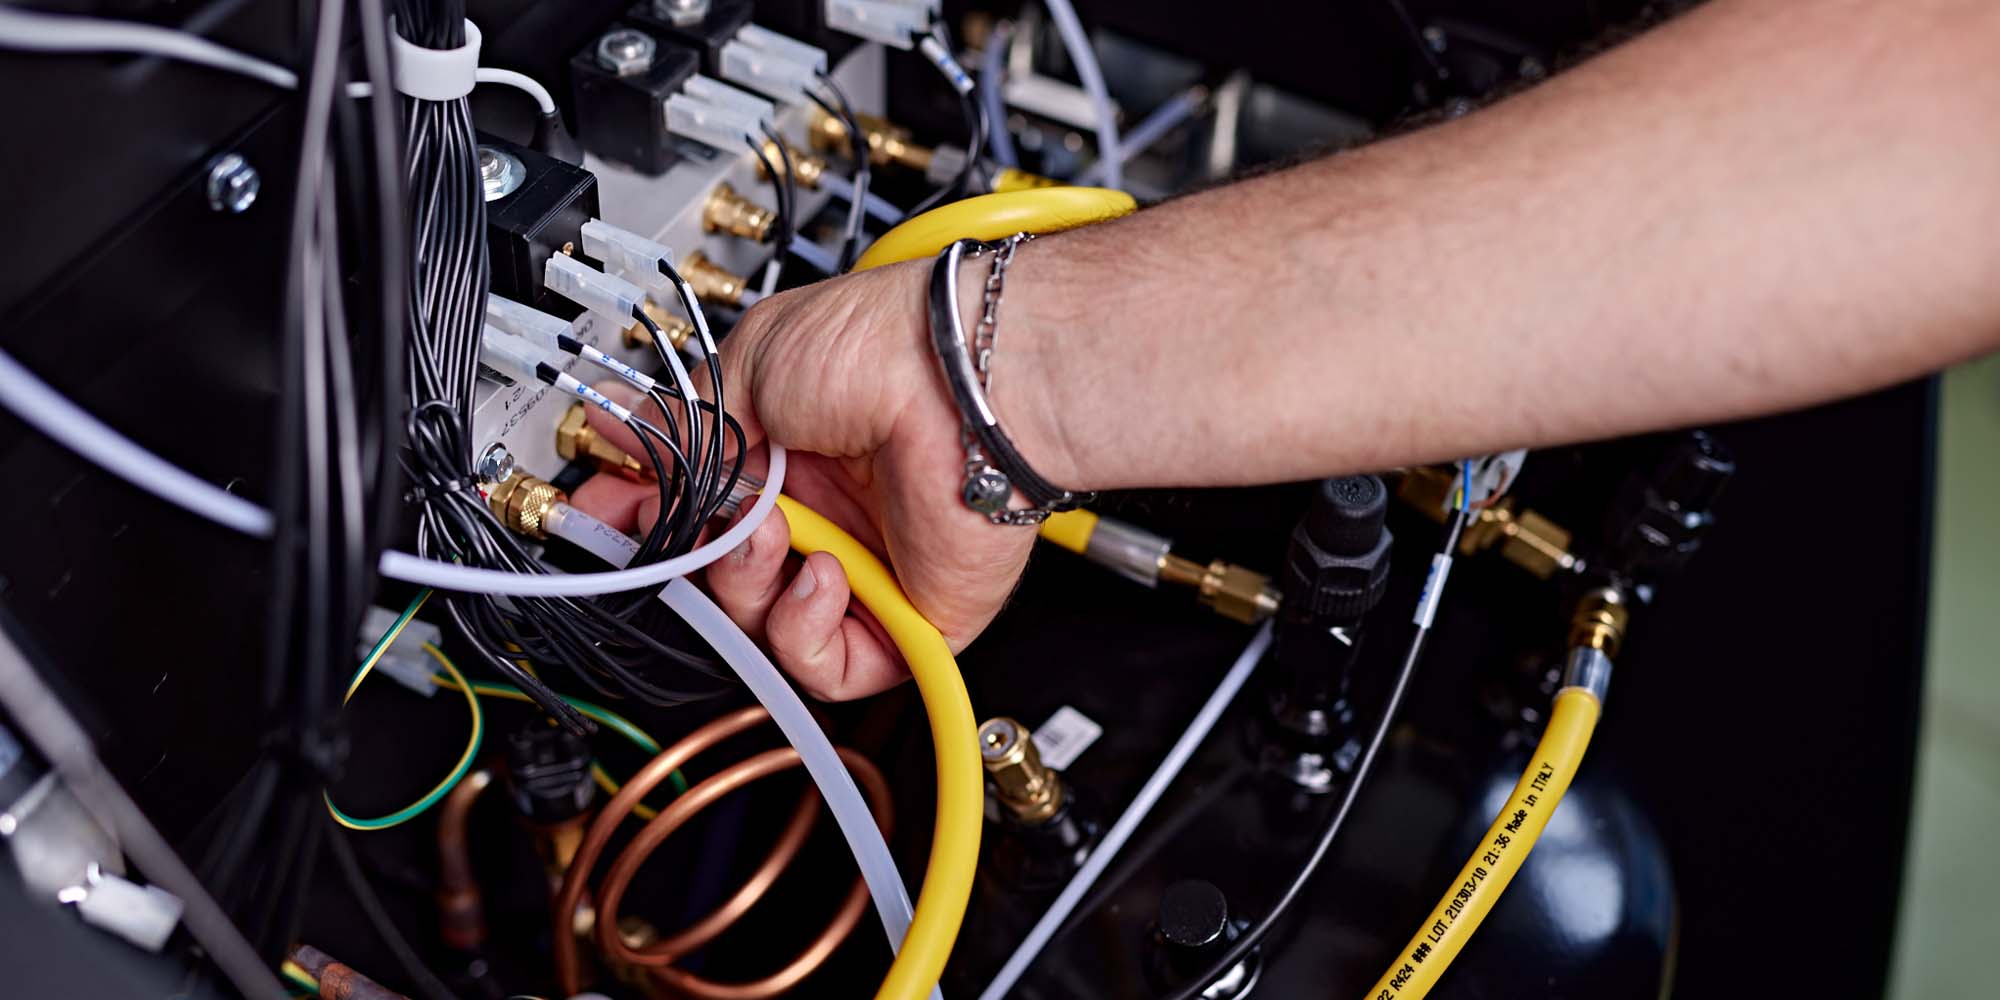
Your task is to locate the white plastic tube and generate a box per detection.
[977,622,1274,1000]
[0,349,276,537]
[540,503,925,971]
[0,7,558,113]
[1075,85,1204,186]
[0,345,785,597]
[1043,0,1122,191]
[788,234,840,275]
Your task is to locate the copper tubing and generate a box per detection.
[636,789,821,960]
[553,705,775,994]
[291,945,408,1000]
[435,769,493,952]
[593,747,894,999]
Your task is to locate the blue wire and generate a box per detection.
[1459,460,1473,512]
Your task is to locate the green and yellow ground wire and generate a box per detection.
[325,589,684,829]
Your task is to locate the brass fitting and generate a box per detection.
[979,717,1063,824]
[1160,554,1281,625]
[808,106,935,173]
[488,474,565,539]
[1568,587,1630,658]
[680,250,748,307]
[625,301,695,352]
[557,404,650,482]
[1461,499,1578,580]
[754,137,827,189]
[1395,467,1579,579]
[702,181,776,243]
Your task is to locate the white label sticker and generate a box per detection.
[1032,706,1102,771]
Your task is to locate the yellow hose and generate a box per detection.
[774,494,981,1000]
[854,186,1137,272]
[1362,687,1602,1000]
[1037,509,1098,555]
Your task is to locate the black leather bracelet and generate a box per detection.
[926,237,1091,525]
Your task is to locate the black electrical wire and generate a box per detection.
[327,830,459,1000]
[907,86,988,217]
[1156,502,1476,1000]
[748,132,793,288]
[811,74,871,271]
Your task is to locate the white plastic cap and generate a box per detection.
[484,294,572,352]
[544,254,644,325]
[579,219,676,299]
[665,75,774,152]
[480,327,555,385]
[720,25,827,102]
[824,0,935,48]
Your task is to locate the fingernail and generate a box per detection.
[791,563,818,600]
[727,538,750,565]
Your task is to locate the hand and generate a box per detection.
[567,259,1076,700]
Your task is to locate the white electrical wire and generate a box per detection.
[0,345,785,597]
[821,172,906,227]
[1042,0,1122,191]
[1074,85,1205,186]
[788,234,840,275]
[0,7,556,113]
[539,502,933,992]
[0,6,298,87]
[977,621,1274,1000]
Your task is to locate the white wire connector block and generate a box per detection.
[480,327,557,385]
[665,75,775,152]
[579,219,676,302]
[545,253,645,327]
[823,0,933,49]
[484,293,572,353]
[720,25,827,103]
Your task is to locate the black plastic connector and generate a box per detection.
[503,724,594,823]
[568,27,700,175]
[1280,475,1394,621]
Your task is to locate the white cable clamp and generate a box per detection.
[390,18,482,101]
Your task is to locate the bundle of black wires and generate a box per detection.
[199,0,405,975]
[389,0,735,719]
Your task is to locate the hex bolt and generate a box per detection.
[477,146,527,202]
[205,153,260,214]
[477,443,517,485]
[597,29,657,76]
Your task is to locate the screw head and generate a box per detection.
[478,444,517,485]
[477,145,527,202]
[597,29,657,76]
[205,153,260,213]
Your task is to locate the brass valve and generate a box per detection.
[680,250,748,307]
[979,717,1063,824]
[488,474,565,539]
[754,136,827,189]
[808,106,935,173]
[557,404,650,482]
[702,181,776,243]
[1159,554,1281,625]
[626,301,695,352]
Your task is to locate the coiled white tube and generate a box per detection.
[540,502,925,968]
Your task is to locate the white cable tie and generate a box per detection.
[390,17,481,101]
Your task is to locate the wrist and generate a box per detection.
[962,244,1094,494]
